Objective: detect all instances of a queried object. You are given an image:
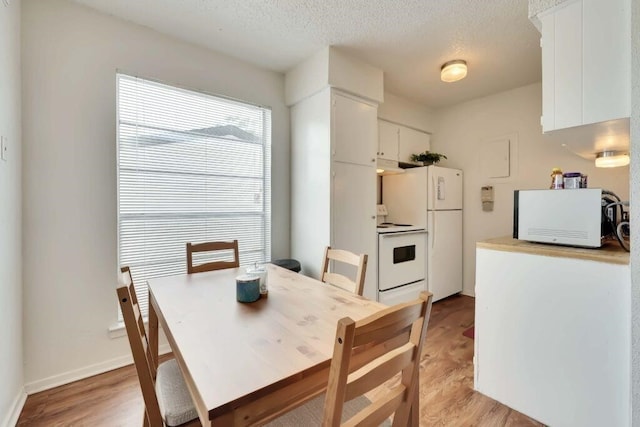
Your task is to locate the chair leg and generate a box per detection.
[410,386,419,426]
[409,367,420,427]
[148,292,159,379]
[143,409,150,427]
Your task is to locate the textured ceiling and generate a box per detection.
[73,0,542,108]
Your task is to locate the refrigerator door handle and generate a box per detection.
[431,175,437,249]
[431,175,436,210]
[431,211,436,249]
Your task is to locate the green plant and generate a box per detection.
[410,151,448,164]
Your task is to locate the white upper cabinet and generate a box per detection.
[377,120,399,161]
[399,126,431,164]
[538,0,630,132]
[332,92,378,166]
[582,0,630,124]
[377,119,430,164]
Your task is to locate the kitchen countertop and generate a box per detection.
[477,236,629,265]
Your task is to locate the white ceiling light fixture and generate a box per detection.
[595,151,630,168]
[441,60,468,83]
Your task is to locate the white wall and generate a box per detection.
[432,82,629,296]
[0,0,24,424]
[21,0,290,390]
[378,91,435,133]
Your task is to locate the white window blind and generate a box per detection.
[117,74,271,318]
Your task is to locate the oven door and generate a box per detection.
[378,230,426,291]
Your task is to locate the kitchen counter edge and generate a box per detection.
[476,236,629,265]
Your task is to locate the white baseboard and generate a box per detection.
[461,290,475,297]
[24,344,171,395]
[2,387,27,427]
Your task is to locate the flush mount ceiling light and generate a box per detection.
[441,60,467,83]
[595,151,630,168]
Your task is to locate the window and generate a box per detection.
[117,74,271,317]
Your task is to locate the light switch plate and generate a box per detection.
[1,136,7,161]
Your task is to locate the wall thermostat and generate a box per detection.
[481,186,494,212]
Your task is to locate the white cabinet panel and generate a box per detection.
[332,161,377,300]
[398,126,430,164]
[377,120,430,164]
[377,120,399,161]
[582,0,631,123]
[332,92,377,166]
[553,0,582,130]
[538,0,630,132]
[475,248,630,426]
[290,88,377,297]
[540,11,555,132]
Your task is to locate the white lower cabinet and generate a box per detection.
[475,247,630,427]
[332,161,377,300]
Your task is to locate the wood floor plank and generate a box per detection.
[17,295,543,426]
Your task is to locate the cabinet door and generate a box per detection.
[378,120,399,161]
[552,0,582,130]
[331,161,377,300]
[540,0,630,131]
[582,0,631,123]
[540,11,556,132]
[332,92,377,166]
[399,126,430,164]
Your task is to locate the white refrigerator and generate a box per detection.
[382,166,463,301]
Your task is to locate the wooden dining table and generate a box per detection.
[147,263,388,426]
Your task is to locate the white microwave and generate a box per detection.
[513,188,603,248]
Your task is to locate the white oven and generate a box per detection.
[377,229,427,304]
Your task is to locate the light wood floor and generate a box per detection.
[17,295,543,426]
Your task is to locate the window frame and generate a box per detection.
[115,72,272,320]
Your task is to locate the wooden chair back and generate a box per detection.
[320,246,368,296]
[186,240,240,274]
[117,267,163,426]
[323,291,433,427]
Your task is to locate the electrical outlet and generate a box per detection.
[376,204,388,216]
[1,136,7,161]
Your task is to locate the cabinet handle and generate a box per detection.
[371,158,375,162]
[381,152,384,156]
[371,216,376,219]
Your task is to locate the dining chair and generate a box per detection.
[323,290,433,426]
[320,246,368,296]
[186,240,240,274]
[268,291,433,427]
[117,268,199,427]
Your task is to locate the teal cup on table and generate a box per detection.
[236,274,260,303]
